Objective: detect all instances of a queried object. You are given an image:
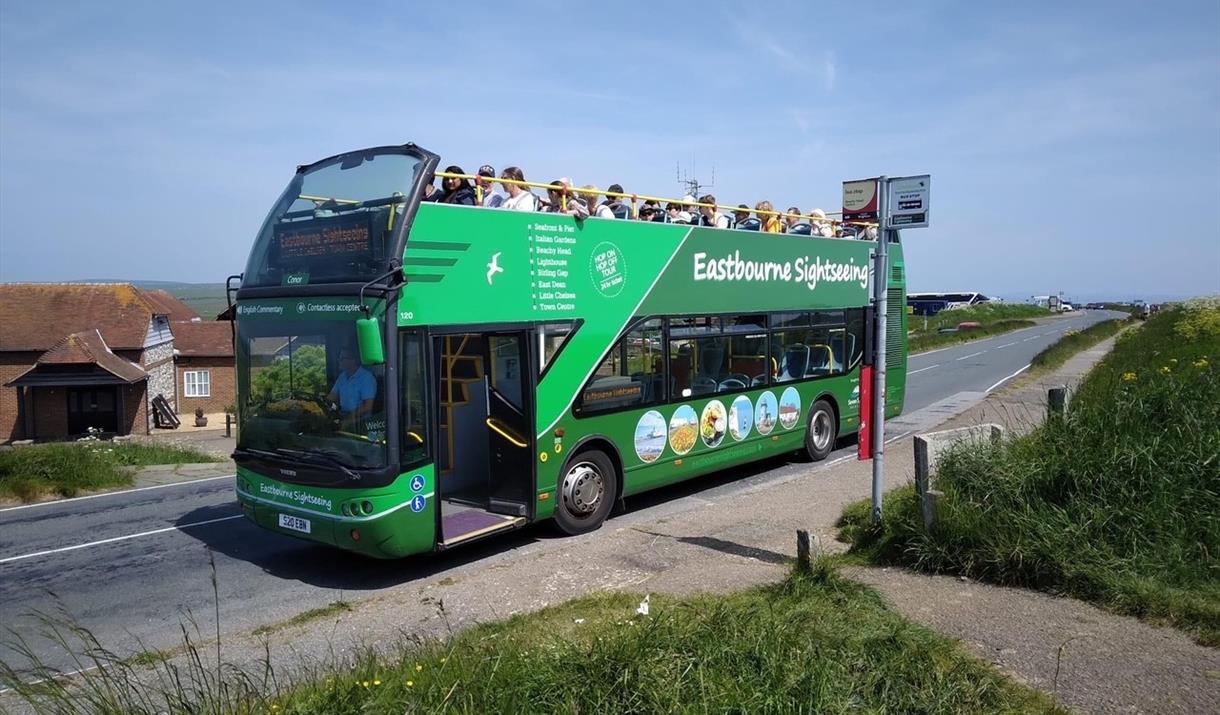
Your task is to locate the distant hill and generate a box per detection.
[70,279,231,320]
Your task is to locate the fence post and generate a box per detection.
[225,413,232,438]
[1048,387,1067,419]
[796,530,812,574]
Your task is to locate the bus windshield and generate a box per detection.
[243,150,423,288]
[236,316,391,470]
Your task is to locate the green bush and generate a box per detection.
[842,305,1220,644]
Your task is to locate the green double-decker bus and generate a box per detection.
[232,144,907,558]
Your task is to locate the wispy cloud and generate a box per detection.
[726,11,812,74]
[823,51,837,91]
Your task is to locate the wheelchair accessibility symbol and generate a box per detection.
[410,474,426,492]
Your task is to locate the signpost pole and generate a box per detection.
[871,177,889,524]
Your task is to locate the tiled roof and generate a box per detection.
[35,330,147,382]
[172,321,234,357]
[0,283,181,351]
[142,289,200,321]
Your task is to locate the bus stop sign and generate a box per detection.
[886,175,930,229]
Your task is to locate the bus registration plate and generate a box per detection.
[278,513,311,534]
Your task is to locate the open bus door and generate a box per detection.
[433,330,534,546]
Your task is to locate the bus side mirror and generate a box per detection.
[356,317,384,366]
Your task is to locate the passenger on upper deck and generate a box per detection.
[735,204,760,231]
[810,208,835,237]
[583,185,615,219]
[500,167,537,211]
[698,195,730,228]
[757,200,782,233]
[437,165,476,205]
[785,207,813,235]
[603,184,631,219]
[545,181,590,218]
[641,199,663,222]
[667,202,692,224]
[477,165,504,208]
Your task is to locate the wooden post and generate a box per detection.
[796,529,812,574]
[225,413,232,438]
[1048,387,1067,419]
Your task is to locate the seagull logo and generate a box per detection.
[486,252,504,285]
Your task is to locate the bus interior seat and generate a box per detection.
[692,376,717,395]
[718,376,747,392]
[697,341,726,378]
[737,217,761,231]
[788,223,813,235]
[806,345,833,376]
[751,374,768,386]
[781,345,810,380]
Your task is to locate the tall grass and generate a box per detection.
[841,302,1220,644]
[0,442,222,501]
[2,564,1063,714]
[1029,317,1131,372]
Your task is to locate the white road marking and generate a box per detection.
[995,342,1019,349]
[908,364,941,375]
[0,514,244,565]
[986,364,1032,393]
[1022,336,1038,342]
[0,474,234,514]
[825,455,853,467]
[885,430,913,445]
[955,350,986,361]
[0,665,101,695]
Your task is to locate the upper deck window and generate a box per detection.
[243,150,424,288]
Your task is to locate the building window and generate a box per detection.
[184,370,211,397]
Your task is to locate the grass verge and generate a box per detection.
[908,303,1050,354]
[1029,317,1132,372]
[840,300,1220,645]
[0,441,222,502]
[2,564,1064,714]
[252,601,352,637]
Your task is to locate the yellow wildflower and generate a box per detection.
[1121,372,1137,382]
[1195,358,1210,368]
[407,680,415,688]
[373,679,381,686]
[416,664,424,672]
[1169,358,1178,365]
[361,680,370,688]
[1159,366,1171,375]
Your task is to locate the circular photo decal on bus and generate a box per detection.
[634,410,667,463]
[700,400,728,448]
[755,391,778,435]
[779,387,802,430]
[729,395,753,442]
[668,404,698,455]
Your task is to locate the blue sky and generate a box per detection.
[1,1,1217,301]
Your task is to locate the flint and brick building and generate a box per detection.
[0,284,235,442]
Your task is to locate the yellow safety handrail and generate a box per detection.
[299,193,362,205]
[486,417,528,448]
[433,171,878,231]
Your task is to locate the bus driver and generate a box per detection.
[327,349,376,428]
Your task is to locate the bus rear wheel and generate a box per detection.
[554,448,617,536]
[803,399,838,462]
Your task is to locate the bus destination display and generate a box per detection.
[272,213,373,267]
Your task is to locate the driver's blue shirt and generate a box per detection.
[332,367,376,413]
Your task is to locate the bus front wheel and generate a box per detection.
[803,399,838,461]
[554,449,617,535]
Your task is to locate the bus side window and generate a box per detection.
[577,319,662,414]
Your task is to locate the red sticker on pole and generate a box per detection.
[857,366,873,460]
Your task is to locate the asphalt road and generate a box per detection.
[0,310,1124,680]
